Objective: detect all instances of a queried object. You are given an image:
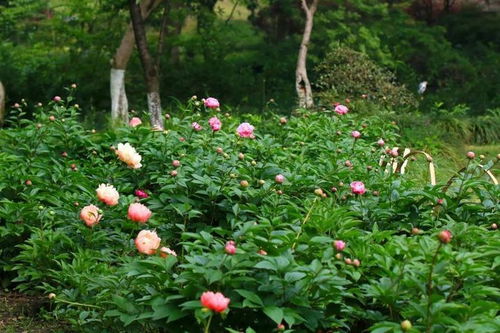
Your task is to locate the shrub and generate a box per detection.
[0,92,498,332]
[313,47,418,108]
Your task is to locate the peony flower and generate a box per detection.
[334,104,349,115]
[172,160,181,168]
[192,122,202,131]
[53,96,62,102]
[96,184,119,206]
[134,189,149,199]
[160,247,177,258]
[116,143,142,169]
[135,230,161,255]
[80,204,102,227]
[333,240,346,251]
[377,139,385,146]
[236,122,255,138]
[466,151,475,159]
[128,203,152,223]
[275,174,285,184]
[351,131,361,139]
[129,117,142,127]
[200,291,230,313]
[225,240,236,254]
[350,181,366,195]
[438,230,452,244]
[209,117,222,131]
[204,97,220,109]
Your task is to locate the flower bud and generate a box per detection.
[411,227,421,235]
[48,293,56,299]
[401,320,412,331]
[240,180,249,188]
[438,230,452,244]
[466,151,475,159]
[170,170,178,177]
[172,160,181,168]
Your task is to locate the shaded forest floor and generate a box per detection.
[0,292,69,333]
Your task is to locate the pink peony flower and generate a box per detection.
[96,184,119,206]
[225,240,236,254]
[236,122,255,138]
[129,117,142,127]
[334,104,349,115]
[204,97,220,109]
[438,230,452,244]
[351,131,361,139]
[377,139,385,146]
[350,181,366,195]
[275,174,285,184]
[80,205,102,227]
[333,240,346,251]
[390,148,399,157]
[116,143,142,169]
[200,291,230,313]
[172,160,181,168]
[209,117,222,131]
[160,247,177,257]
[135,189,149,199]
[192,122,202,131]
[135,230,161,255]
[128,203,152,223]
[53,96,62,102]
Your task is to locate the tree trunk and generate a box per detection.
[129,0,164,130]
[295,0,318,109]
[0,81,4,127]
[111,0,162,125]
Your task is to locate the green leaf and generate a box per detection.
[263,306,284,324]
[284,271,306,283]
[235,289,264,307]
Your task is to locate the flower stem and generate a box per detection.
[425,242,442,333]
[204,313,213,333]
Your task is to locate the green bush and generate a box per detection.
[313,47,417,108]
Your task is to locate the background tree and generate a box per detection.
[296,0,318,108]
[129,0,165,129]
[111,0,163,124]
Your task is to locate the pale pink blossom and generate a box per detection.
[80,205,102,227]
[53,96,62,102]
[204,97,220,109]
[135,230,161,255]
[209,117,222,131]
[200,291,230,312]
[128,203,152,223]
[172,160,181,168]
[351,131,361,139]
[334,104,349,115]
[333,240,346,251]
[225,241,236,255]
[96,184,119,206]
[160,247,177,257]
[350,181,366,195]
[377,139,385,146]
[129,117,142,127]
[116,143,142,169]
[236,122,254,138]
[192,122,202,131]
[275,174,285,184]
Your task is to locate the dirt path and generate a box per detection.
[0,291,69,332]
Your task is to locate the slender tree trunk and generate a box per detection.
[129,0,164,130]
[111,0,161,125]
[295,0,318,109]
[0,81,5,127]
